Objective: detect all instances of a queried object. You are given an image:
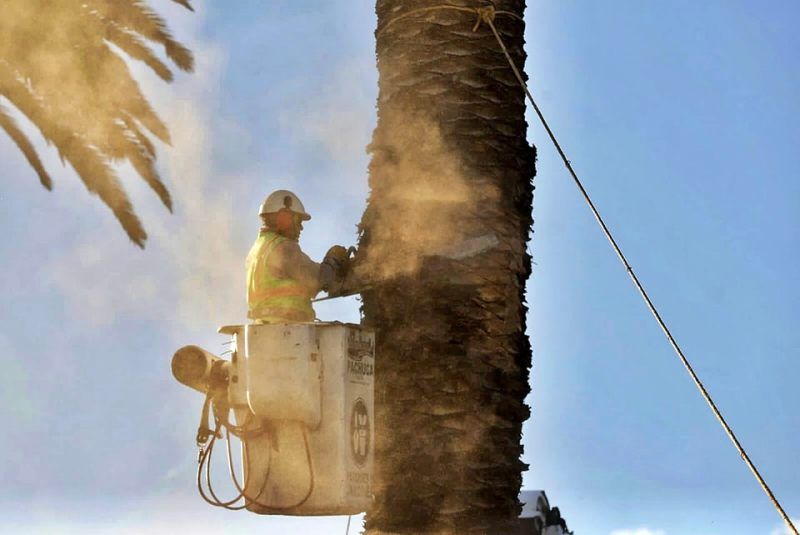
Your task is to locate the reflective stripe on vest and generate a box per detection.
[246,231,315,322]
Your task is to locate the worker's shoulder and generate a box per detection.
[273,238,305,260]
[274,237,301,251]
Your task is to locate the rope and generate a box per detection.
[379,4,798,534]
[375,3,521,38]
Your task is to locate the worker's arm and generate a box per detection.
[270,240,335,295]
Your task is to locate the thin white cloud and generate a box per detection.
[278,57,376,183]
[771,519,800,535]
[611,529,665,535]
[3,494,362,535]
[0,334,40,425]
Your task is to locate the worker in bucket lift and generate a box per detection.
[246,190,350,323]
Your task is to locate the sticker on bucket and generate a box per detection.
[350,398,370,466]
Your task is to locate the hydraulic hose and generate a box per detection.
[227,420,315,511]
[195,401,315,512]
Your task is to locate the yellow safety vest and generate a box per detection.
[246,231,315,323]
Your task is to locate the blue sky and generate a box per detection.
[1,1,797,534]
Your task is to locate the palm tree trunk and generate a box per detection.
[357,1,535,533]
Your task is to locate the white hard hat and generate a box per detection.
[259,190,311,220]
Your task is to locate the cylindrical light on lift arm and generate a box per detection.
[171,345,226,394]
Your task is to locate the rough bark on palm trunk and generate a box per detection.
[357,1,535,533]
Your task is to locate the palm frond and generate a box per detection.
[121,115,157,158]
[68,141,149,247]
[0,103,52,190]
[102,22,174,82]
[170,0,195,11]
[0,0,193,246]
[83,0,195,72]
[0,67,147,246]
[19,40,174,200]
[107,122,173,211]
[77,42,173,143]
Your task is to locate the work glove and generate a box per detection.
[323,245,349,272]
[322,245,353,294]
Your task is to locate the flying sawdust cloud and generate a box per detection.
[358,107,499,282]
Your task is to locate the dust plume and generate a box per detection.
[358,108,498,281]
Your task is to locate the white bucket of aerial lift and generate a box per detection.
[224,322,375,516]
[240,324,322,427]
